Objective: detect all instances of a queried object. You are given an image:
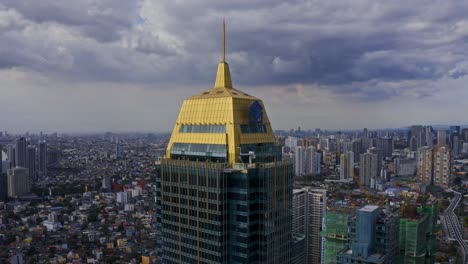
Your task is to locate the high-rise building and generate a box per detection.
[155,23,293,264]
[409,125,425,150]
[115,142,122,160]
[337,205,400,264]
[321,208,355,264]
[305,146,321,175]
[0,172,7,202]
[378,137,393,160]
[295,146,305,176]
[27,146,36,181]
[359,153,378,187]
[7,167,30,197]
[437,129,446,147]
[0,144,2,174]
[340,151,354,181]
[462,128,468,143]
[433,146,451,188]
[417,146,433,185]
[424,126,433,148]
[294,187,327,264]
[38,141,47,178]
[399,202,439,263]
[7,144,15,168]
[15,137,27,168]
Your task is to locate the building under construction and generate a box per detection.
[399,200,439,264]
[321,207,356,264]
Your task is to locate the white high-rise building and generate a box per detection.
[7,167,30,197]
[417,146,433,185]
[305,146,321,175]
[286,136,299,152]
[433,146,451,188]
[293,187,327,264]
[340,151,354,180]
[295,146,305,176]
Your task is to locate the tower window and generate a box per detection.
[179,125,226,133]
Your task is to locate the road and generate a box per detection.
[444,189,468,264]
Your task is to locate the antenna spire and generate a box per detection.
[222,20,226,62]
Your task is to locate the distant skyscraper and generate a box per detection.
[359,152,378,187]
[305,146,321,175]
[295,146,305,176]
[417,146,433,185]
[409,125,425,149]
[27,146,36,181]
[433,146,451,188]
[340,151,354,180]
[378,137,393,160]
[38,141,47,178]
[424,126,433,148]
[7,144,15,168]
[462,128,468,143]
[156,24,293,263]
[437,128,446,146]
[15,137,27,168]
[115,142,122,160]
[0,172,7,201]
[7,167,30,197]
[337,205,400,264]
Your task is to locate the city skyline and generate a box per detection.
[1,1,468,132]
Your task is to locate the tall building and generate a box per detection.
[462,128,468,143]
[321,208,355,264]
[295,146,305,176]
[27,146,36,181]
[294,187,327,264]
[424,126,433,148]
[38,141,47,178]
[7,167,30,197]
[409,125,425,150]
[155,23,293,264]
[399,202,439,264]
[417,147,433,185]
[433,146,451,188]
[15,137,27,168]
[340,151,354,181]
[0,172,7,202]
[115,142,122,160]
[378,137,393,160]
[7,144,15,168]
[305,146,321,175]
[337,205,400,264]
[359,153,378,187]
[437,129,446,147]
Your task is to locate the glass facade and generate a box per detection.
[156,150,293,264]
[180,125,226,133]
[240,124,267,133]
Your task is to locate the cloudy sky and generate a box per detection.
[1,1,468,133]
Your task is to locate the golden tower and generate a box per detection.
[166,22,276,163]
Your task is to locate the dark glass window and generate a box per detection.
[179,125,226,133]
[240,124,266,133]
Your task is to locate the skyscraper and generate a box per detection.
[433,146,451,188]
[359,152,378,187]
[0,172,7,202]
[424,125,433,148]
[337,206,400,264]
[155,23,293,263]
[27,146,36,181]
[417,146,433,185]
[378,137,393,160]
[7,144,15,168]
[38,141,47,178]
[305,146,321,176]
[295,145,305,176]
[15,137,27,168]
[409,125,425,149]
[7,167,30,197]
[340,151,354,181]
[437,129,446,147]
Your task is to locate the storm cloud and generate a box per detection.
[0,1,468,132]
